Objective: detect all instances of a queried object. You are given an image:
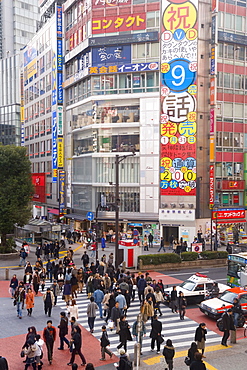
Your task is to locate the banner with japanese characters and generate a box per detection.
[160,0,198,196]
[92,14,146,34]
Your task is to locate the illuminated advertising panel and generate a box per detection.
[57,137,64,168]
[32,173,46,203]
[59,170,66,215]
[160,0,198,196]
[92,14,146,34]
[209,165,214,207]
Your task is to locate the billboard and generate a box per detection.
[59,171,66,215]
[92,14,146,34]
[57,137,64,168]
[209,165,214,207]
[89,62,158,75]
[160,0,198,196]
[92,45,131,66]
[24,45,37,79]
[32,173,46,203]
[52,111,57,182]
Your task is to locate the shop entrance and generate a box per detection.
[163,226,179,244]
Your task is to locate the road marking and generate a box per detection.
[163,271,209,277]
[143,344,231,365]
[204,362,218,370]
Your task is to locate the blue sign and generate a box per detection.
[89,31,158,46]
[87,212,94,221]
[52,111,57,182]
[57,39,63,71]
[57,72,63,104]
[162,59,196,93]
[92,45,131,66]
[57,5,62,38]
[211,58,215,75]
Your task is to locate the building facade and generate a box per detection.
[22,0,66,219]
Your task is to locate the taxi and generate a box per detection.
[163,273,228,304]
[199,287,247,319]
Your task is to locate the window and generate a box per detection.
[132,42,159,61]
[146,11,160,29]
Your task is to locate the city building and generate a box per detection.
[63,0,161,241]
[22,0,66,219]
[0,0,39,146]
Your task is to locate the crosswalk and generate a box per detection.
[40,282,220,356]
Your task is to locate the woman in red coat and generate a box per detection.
[26,287,34,316]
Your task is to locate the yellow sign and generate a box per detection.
[57,137,64,168]
[26,58,37,79]
[163,2,197,32]
[210,137,215,162]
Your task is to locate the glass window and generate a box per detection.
[236,15,243,32]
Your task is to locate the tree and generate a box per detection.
[0,145,34,247]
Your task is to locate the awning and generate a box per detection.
[48,208,59,215]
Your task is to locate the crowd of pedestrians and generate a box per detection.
[8,239,211,370]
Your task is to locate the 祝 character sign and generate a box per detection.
[160,0,198,196]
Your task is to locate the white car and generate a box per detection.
[163,273,229,304]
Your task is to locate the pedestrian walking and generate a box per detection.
[154,287,164,316]
[115,349,132,370]
[23,338,38,370]
[85,364,95,370]
[117,316,132,352]
[101,236,106,252]
[26,287,35,316]
[33,271,40,296]
[19,246,27,267]
[137,274,147,303]
[50,280,60,306]
[43,320,56,365]
[14,285,25,319]
[100,325,113,361]
[195,323,207,356]
[132,317,146,355]
[81,251,90,268]
[221,308,235,346]
[168,234,174,249]
[178,291,187,320]
[87,296,98,333]
[170,286,178,313]
[116,291,127,314]
[43,288,54,317]
[67,326,86,366]
[143,235,148,251]
[190,352,206,370]
[68,299,79,320]
[34,334,44,370]
[90,241,97,258]
[111,301,122,330]
[9,274,18,298]
[148,233,154,248]
[232,298,242,327]
[158,237,166,252]
[187,342,198,366]
[150,315,163,354]
[108,253,114,266]
[163,339,175,370]
[93,287,104,318]
[58,312,70,350]
[40,268,46,292]
[63,280,72,305]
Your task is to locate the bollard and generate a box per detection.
[134,342,140,367]
[230,329,236,343]
[5,268,9,280]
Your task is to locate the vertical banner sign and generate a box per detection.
[160,0,198,196]
[57,137,64,168]
[59,170,66,215]
[209,165,214,208]
[20,72,25,146]
[52,111,57,182]
[57,5,63,104]
[244,153,247,207]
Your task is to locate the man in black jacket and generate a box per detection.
[150,315,162,354]
[58,312,70,350]
[221,308,235,346]
[0,356,8,370]
[100,325,113,361]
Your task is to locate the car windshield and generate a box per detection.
[220,291,238,303]
[179,280,196,291]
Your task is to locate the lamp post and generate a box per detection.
[115,152,136,268]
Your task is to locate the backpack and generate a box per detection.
[217,317,224,332]
[124,358,133,370]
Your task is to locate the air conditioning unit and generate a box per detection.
[236,177,241,180]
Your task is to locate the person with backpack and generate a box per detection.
[163,339,175,370]
[221,308,235,346]
[116,349,132,370]
[42,320,56,365]
[100,325,113,361]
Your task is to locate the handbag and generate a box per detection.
[20,350,25,358]
[184,356,190,366]
[157,335,164,344]
[108,320,114,329]
[62,295,65,300]
[13,299,17,306]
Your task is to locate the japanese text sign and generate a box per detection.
[59,170,66,215]
[209,165,214,206]
[92,45,131,66]
[160,0,198,196]
[52,111,57,182]
[92,14,146,34]
[212,209,245,220]
[89,62,158,75]
[92,0,131,8]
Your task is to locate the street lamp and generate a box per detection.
[115,151,136,268]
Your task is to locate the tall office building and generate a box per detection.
[0,0,39,146]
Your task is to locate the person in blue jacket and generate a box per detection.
[94,288,104,318]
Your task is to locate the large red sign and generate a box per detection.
[92,0,131,8]
[212,209,245,220]
[92,14,146,34]
[221,180,245,190]
[32,173,46,203]
[209,165,214,205]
